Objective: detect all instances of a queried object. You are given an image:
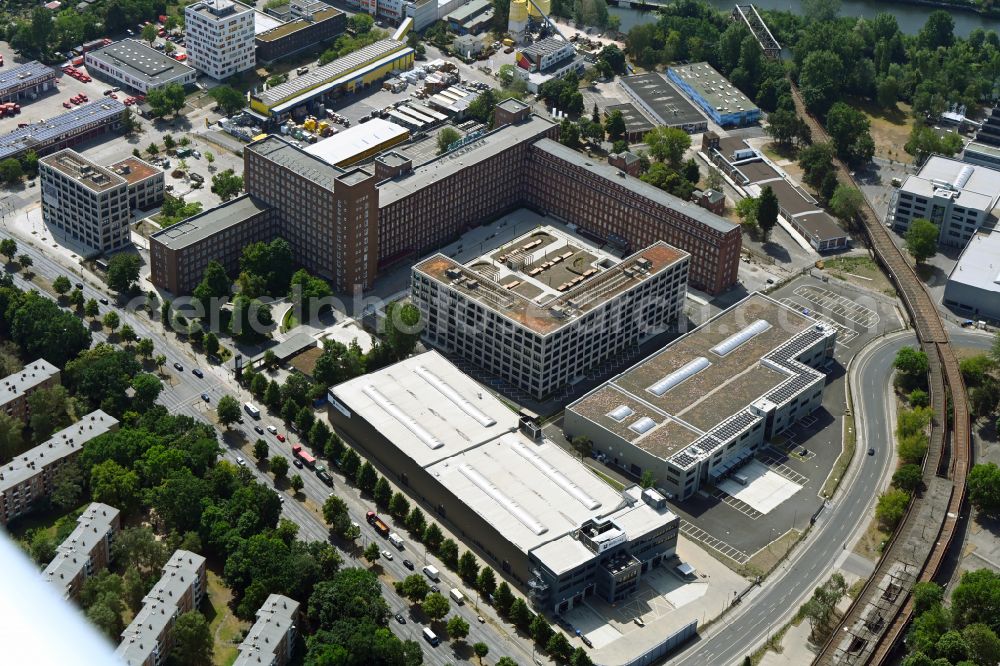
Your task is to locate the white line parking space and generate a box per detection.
[794,285,880,328]
[680,521,750,565]
[756,449,810,486]
[780,298,858,346]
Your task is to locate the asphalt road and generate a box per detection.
[0,234,538,666]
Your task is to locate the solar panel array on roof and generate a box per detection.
[0,99,125,161]
[0,61,55,95]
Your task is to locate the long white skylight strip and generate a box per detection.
[363,384,444,450]
[458,463,547,535]
[414,365,496,427]
[647,357,711,397]
[511,440,601,510]
[710,319,772,356]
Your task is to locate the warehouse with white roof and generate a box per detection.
[328,350,680,613]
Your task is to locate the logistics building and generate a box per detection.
[0,358,60,423]
[185,0,256,80]
[40,149,132,253]
[327,351,680,612]
[304,118,410,167]
[233,594,300,666]
[0,411,118,525]
[0,61,57,103]
[249,39,414,120]
[889,155,1000,248]
[943,229,1000,321]
[42,503,121,600]
[0,99,126,162]
[115,550,207,666]
[566,294,836,500]
[412,224,689,399]
[84,40,197,93]
[667,63,760,128]
[618,73,707,134]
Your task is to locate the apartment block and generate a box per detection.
[109,156,165,211]
[565,294,836,500]
[890,155,1000,248]
[39,150,131,253]
[42,502,121,600]
[412,224,689,399]
[233,594,300,666]
[0,358,60,423]
[116,550,207,666]
[0,411,118,525]
[185,0,255,80]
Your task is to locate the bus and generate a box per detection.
[292,444,316,468]
[244,403,261,419]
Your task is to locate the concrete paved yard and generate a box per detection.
[719,461,803,515]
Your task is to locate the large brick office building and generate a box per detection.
[150,99,740,297]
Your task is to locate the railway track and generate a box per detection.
[784,86,971,665]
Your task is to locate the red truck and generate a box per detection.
[291,444,316,468]
[366,511,390,538]
[0,103,21,117]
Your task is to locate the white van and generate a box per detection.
[450,588,465,605]
[422,627,439,646]
[422,565,440,581]
[388,533,404,550]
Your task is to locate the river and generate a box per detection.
[609,0,999,38]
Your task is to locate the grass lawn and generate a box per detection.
[822,256,894,296]
[822,401,856,500]
[6,502,87,543]
[853,515,890,561]
[204,569,249,666]
[746,528,803,575]
[855,99,914,164]
[281,309,299,333]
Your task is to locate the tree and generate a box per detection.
[384,302,421,360]
[477,566,497,598]
[53,276,71,296]
[969,463,1000,516]
[171,611,213,666]
[271,455,289,480]
[0,239,17,263]
[905,219,939,264]
[405,506,426,535]
[102,311,120,333]
[447,615,470,642]
[876,488,911,529]
[953,569,1000,632]
[547,632,574,663]
[69,289,84,309]
[146,83,186,118]
[423,522,444,552]
[962,623,1000,666]
[395,574,431,603]
[10,293,92,368]
[757,185,779,240]
[0,411,24,462]
[0,158,23,184]
[531,613,554,645]
[736,196,759,230]
[389,491,410,519]
[497,659,518,666]
[254,439,269,463]
[422,592,450,621]
[439,538,459,570]
[205,152,215,168]
[802,573,848,641]
[107,253,141,294]
[208,85,246,115]
[605,110,626,143]
[829,185,865,224]
[765,108,800,146]
[571,647,594,666]
[918,10,954,49]
[559,119,580,149]
[473,642,489,663]
[216,395,241,429]
[826,102,875,165]
[290,474,304,493]
[141,23,158,45]
[895,347,930,381]
[211,169,244,202]
[341,448,361,480]
[374,476,392,508]
[458,550,480,584]
[17,254,32,276]
[644,126,691,167]
[912,581,944,615]
[154,354,167,374]
[892,464,924,493]
[131,373,162,412]
[26,385,69,444]
[437,127,461,154]
[363,541,382,565]
[204,332,220,357]
[494,581,515,615]
[509,598,533,630]
[356,461,378,494]
[50,459,84,511]
[120,324,137,346]
[800,50,843,116]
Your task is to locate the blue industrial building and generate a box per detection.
[667,63,760,128]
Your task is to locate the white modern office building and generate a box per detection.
[411,223,689,399]
[39,150,132,253]
[565,294,836,500]
[943,229,1000,321]
[185,0,256,80]
[889,155,1000,248]
[84,40,197,93]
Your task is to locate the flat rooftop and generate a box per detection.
[795,211,848,242]
[619,73,706,128]
[254,8,285,34]
[188,0,252,20]
[0,411,118,491]
[248,134,345,188]
[255,39,404,108]
[966,141,1000,159]
[151,194,269,251]
[378,113,555,207]
[108,156,161,184]
[43,502,119,597]
[414,222,688,335]
[0,61,56,93]
[521,36,571,59]
[40,150,125,192]
[233,594,299,666]
[533,138,737,234]
[902,155,1000,213]
[604,102,655,136]
[0,99,125,161]
[947,229,1000,292]
[256,6,341,41]
[669,62,759,115]
[304,118,409,167]
[446,0,492,22]
[569,294,826,461]
[0,359,59,407]
[86,40,195,87]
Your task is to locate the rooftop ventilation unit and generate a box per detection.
[647,357,711,396]
[607,405,634,422]
[711,319,772,356]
